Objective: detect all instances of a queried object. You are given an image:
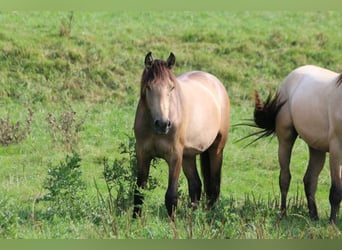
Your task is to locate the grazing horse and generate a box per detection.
[133,52,230,219]
[249,65,342,223]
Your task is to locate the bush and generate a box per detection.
[46,107,87,152]
[0,109,33,146]
[42,152,88,219]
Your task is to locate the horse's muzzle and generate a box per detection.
[154,119,171,134]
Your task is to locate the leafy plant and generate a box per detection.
[0,197,16,237]
[94,135,159,236]
[95,135,138,216]
[42,152,87,219]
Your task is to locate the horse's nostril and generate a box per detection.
[154,120,161,128]
[154,119,171,133]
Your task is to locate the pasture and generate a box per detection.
[0,11,342,239]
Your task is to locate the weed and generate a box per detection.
[98,135,159,215]
[0,108,34,146]
[59,12,74,37]
[46,107,87,152]
[41,152,88,219]
[0,197,16,237]
[94,135,159,237]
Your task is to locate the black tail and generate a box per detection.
[235,90,286,146]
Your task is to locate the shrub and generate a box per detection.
[0,108,33,146]
[46,107,87,152]
[93,135,159,236]
[42,152,88,219]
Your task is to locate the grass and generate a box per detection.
[0,11,342,239]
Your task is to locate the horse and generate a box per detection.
[247,65,342,223]
[133,52,230,219]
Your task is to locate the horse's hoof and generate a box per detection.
[190,202,198,210]
[309,215,319,221]
[277,210,286,221]
[329,218,337,225]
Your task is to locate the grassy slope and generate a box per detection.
[0,11,342,238]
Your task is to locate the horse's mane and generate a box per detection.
[142,60,175,84]
[140,60,176,97]
[337,73,342,86]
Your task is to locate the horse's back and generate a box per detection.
[279,65,337,97]
[178,71,228,98]
[177,71,230,119]
[279,65,340,152]
[177,71,230,154]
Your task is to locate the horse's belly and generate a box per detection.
[184,122,220,155]
[183,104,222,155]
[178,71,229,155]
[297,131,329,152]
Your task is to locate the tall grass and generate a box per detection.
[0,11,341,238]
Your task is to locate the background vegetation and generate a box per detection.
[0,11,341,239]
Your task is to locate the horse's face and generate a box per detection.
[145,78,175,134]
[142,52,176,135]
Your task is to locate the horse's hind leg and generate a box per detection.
[182,156,202,209]
[303,146,325,220]
[277,127,297,219]
[200,142,224,209]
[328,139,342,223]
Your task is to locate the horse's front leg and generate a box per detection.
[133,149,152,218]
[165,151,183,219]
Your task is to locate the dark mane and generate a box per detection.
[337,74,342,86]
[140,59,176,97]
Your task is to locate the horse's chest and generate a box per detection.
[147,136,178,158]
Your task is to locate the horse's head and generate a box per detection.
[141,52,176,134]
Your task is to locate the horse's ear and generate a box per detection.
[167,52,176,69]
[145,52,153,69]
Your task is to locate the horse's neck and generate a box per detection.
[171,80,185,122]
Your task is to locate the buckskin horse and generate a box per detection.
[133,52,230,219]
[248,65,342,223]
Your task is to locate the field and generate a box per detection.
[0,11,342,239]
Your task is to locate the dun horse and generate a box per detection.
[249,65,342,223]
[133,52,230,218]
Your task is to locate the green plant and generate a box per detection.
[0,197,16,237]
[93,135,159,236]
[42,152,87,219]
[96,135,140,215]
[59,11,74,37]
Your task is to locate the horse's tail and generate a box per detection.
[234,89,285,146]
[253,89,284,138]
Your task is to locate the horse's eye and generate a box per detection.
[170,86,175,91]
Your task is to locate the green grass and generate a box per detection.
[0,11,342,239]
